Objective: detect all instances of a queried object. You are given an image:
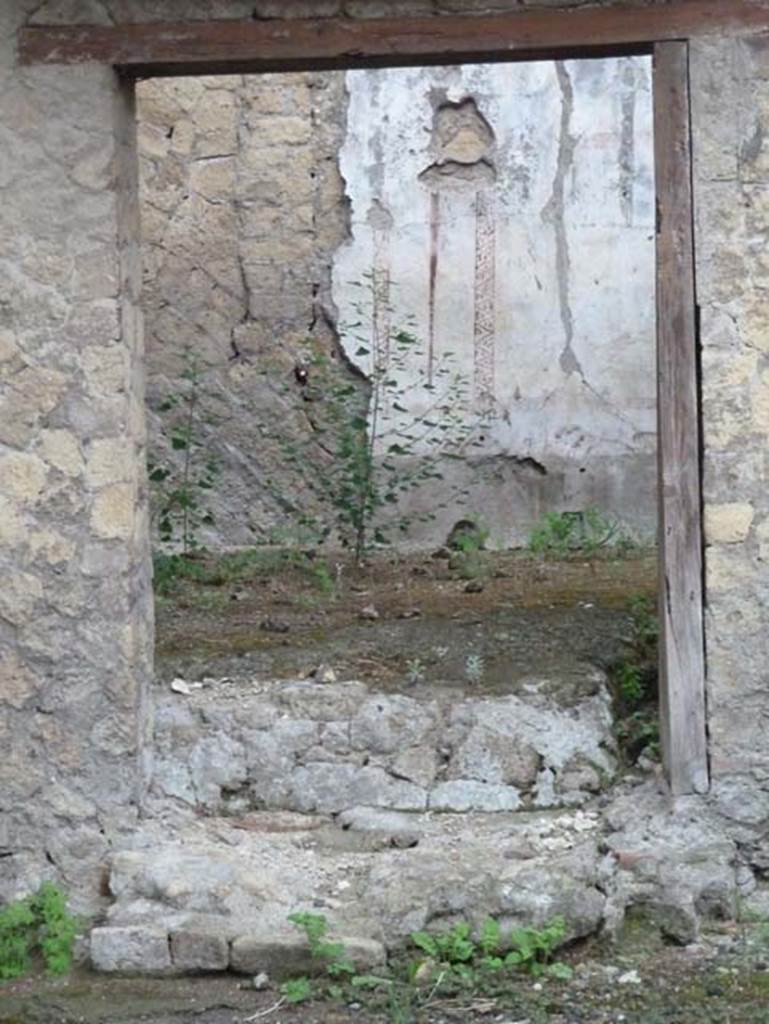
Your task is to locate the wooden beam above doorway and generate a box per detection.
[18,0,769,76]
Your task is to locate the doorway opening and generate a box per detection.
[138,55,664,817]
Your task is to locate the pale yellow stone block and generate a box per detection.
[0,452,47,504]
[85,438,133,488]
[91,483,136,540]
[703,346,758,388]
[0,571,43,625]
[743,296,769,353]
[0,496,25,546]
[82,345,129,396]
[0,650,40,709]
[752,370,769,433]
[189,157,235,199]
[0,328,19,364]
[28,530,75,564]
[705,547,758,592]
[705,502,754,544]
[72,145,115,191]
[170,118,195,155]
[39,428,83,476]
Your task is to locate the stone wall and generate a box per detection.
[0,3,151,913]
[138,57,657,551]
[137,71,363,549]
[1,0,769,916]
[692,35,769,830]
[151,673,616,815]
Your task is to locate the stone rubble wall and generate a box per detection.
[137,71,365,549]
[0,3,152,914]
[691,35,769,831]
[151,675,617,815]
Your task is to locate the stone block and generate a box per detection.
[429,780,521,812]
[350,695,437,754]
[704,502,754,544]
[91,483,136,540]
[230,933,384,977]
[90,926,171,974]
[170,928,229,972]
[448,727,540,789]
[0,452,47,504]
[229,934,317,977]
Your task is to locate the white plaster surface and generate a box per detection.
[334,59,656,548]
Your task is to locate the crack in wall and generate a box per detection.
[231,75,255,362]
[619,62,637,227]
[541,62,581,380]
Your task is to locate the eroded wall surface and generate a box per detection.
[335,59,656,548]
[137,71,362,549]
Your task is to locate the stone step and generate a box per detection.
[150,671,617,817]
[91,804,609,974]
[90,785,744,976]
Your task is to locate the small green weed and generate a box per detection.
[152,547,336,598]
[286,911,355,996]
[280,976,312,1004]
[528,508,627,558]
[410,916,571,981]
[405,657,426,685]
[449,522,489,555]
[611,595,660,763]
[0,883,79,981]
[616,660,645,704]
[283,911,572,1016]
[148,348,220,554]
[609,594,659,757]
[464,653,485,685]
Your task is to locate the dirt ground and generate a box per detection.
[3,928,769,1024]
[154,548,657,697]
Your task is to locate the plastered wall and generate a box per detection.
[138,57,657,551]
[0,0,768,908]
[335,59,656,548]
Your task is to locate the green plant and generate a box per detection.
[260,278,488,563]
[450,522,489,555]
[288,911,355,979]
[409,916,572,986]
[528,508,626,558]
[612,594,660,761]
[616,660,645,705]
[449,523,491,582]
[504,917,571,978]
[283,912,572,1019]
[464,653,485,685]
[148,348,220,554]
[0,883,79,981]
[616,709,660,761]
[411,921,475,969]
[280,977,312,1004]
[405,657,426,685]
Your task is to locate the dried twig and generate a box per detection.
[243,996,286,1021]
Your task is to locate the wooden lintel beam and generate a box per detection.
[18,1,769,76]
